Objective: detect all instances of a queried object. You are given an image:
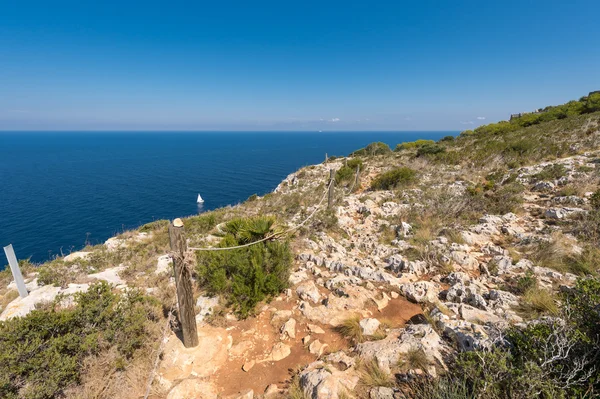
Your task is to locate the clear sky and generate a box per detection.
[1,0,599,131]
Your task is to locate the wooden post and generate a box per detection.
[3,244,28,298]
[354,165,361,191]
[324,153,328,164]
[328,169,335,209]
[169,218,199,348]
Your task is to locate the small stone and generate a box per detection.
[391,291,399,299]
[242,360,255,372]
[308,339,328,356]
[307,324,325,334]
[280,318,296,340]
[264,384,279,397]
[269,343,291,361]
[303,335,311,345]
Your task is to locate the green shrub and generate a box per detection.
[0,282,159,399]
[416,143,445,156]
[138,219,169,233]
[395,139,435,151]
[590,189,600,210]
[371,167,417,190]
[438,135,455,143]
[365,142,392,155]
[352,142,391,156]
[184,212,221,236]
[195,216,292,318]
[533,164,567,181]
[336,159,363,184]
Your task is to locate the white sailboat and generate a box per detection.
[197,193,204,203]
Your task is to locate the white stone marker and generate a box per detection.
[3,244,28,298]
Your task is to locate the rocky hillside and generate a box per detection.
[1,94,600,399]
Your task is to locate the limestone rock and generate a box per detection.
[280,318,297,340]
[64,251,91,262]
[155,254,172,275]
[370,387,394,399]
[166,378,218,399]
[88,265,126,286]
[309,339,328,356]
[399,281,440,303]
[196,296,219,323]
[299,361,359,399]
[242,360,255,372]
[268,343,291,361]
[297,281,322,303]
[359,318,381,336]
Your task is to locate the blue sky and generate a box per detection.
[1,0,599,131]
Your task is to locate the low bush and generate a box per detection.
[184,212,222,236]
[0,282,160,399]
[532,164,567,181]
[195,216,292,318]
[371,167,417,190]
[351,142,391,156]
[335,158,363,184]
[395,139,435,151]
[138,219,169,233]
[416,143,445,157]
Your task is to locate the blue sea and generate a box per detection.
[0,131,455,265]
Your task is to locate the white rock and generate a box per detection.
[64,251,91,262]
[359,318,381,336]
[280,318,297,340]
[88,265,126,286]
[296,281,321,303]
[155,254,172,275]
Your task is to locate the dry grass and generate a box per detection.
[358,358,394,388]
[520,287,559,317]
[0,289,19,311]
[336,315,364,344]
[400,347,429,371]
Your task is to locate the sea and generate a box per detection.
[0,131,456,266]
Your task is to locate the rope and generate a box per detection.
[188,179,333,252]
[143,302,175,399]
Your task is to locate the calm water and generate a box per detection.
[0,131,455,265]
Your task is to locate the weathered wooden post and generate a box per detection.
[328,169,335,209]
[3,244,28,298]
[324,153,328,164]
[168,218,199,348]
[354,165,361,190]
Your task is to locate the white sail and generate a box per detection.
[197,194,204,203]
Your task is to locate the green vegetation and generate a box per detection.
[335,158,363,184]
[351,142,392,156]
[195,216,292,318]
[399,277,600,398]
[395,139,436,151]
[468,92,600,138]
[532,163,567,181]
[359,359,394,388]
[371,167,417,190]
[336,315,364,343]
[416,143,445,157]
[0,282,160,399]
